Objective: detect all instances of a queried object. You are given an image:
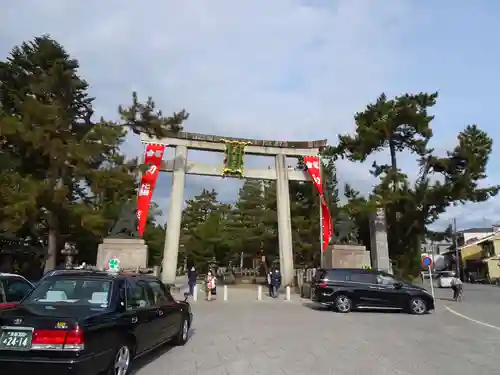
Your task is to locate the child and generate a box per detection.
[205,270,216,300]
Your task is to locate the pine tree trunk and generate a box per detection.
[389,139,397,171]
[44,178,62,272]
[389,139,398,194]
[44,226,58,272]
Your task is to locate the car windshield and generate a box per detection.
[440,271,455,277]
[24,278,112,307]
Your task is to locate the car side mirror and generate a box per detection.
[394,282,403,289]
[183,292,189,302]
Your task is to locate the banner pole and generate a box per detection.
[319,155,324,268]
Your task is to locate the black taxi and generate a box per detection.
[0,269,192,375]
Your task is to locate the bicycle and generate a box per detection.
[454,287,464,302]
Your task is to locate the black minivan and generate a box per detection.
[311,268,434,315]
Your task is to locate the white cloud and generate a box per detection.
[1,0,498,229]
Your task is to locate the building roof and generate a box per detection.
[459,227,494,234]
[458,231,500,251]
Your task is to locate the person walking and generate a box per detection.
[271,268,281,298]
[273,268,281,298]
[267,269,274,297]
[205,270,216,300]
[450,274,463,301]
[187,266,197,296]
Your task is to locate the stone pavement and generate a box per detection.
[133,288,500,375]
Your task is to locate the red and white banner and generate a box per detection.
[303,156,333,252]
[137,144,166,236]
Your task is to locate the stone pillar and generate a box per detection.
[369,208,391,273]
[326,244,369,268]
[161,145,187,284]
[275,154,294,286]
[97,237,148,269]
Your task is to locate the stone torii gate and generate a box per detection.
[141,132,327,287]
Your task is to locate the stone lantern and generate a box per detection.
[61,242,78,268]
[207,256,219,274]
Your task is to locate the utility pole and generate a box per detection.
[453,218,460,280]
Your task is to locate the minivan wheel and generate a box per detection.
[334,295,352,313]
[409,297,428,315]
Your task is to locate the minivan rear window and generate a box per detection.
[313,269,327,282]
[315,269,350,282]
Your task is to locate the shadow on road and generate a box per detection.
[355,308,403,314]
[130,328,197,374]
[302,302,409,314]
[302,302,331,311]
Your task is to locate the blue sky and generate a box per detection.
[1,0,499,230]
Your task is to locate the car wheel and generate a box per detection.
[409,297,428,315]
[334,294,352,313]
[107,343,132,375]
[173,317,190,346]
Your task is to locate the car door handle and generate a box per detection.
[131,317,138,324]
[369,286,383,290]
[157,309,164,316]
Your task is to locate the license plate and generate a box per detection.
[0,329,32,350]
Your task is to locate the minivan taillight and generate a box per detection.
[32,327,84,351]
[318,283,328,288]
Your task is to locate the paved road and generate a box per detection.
[432,282,500,327]
[132,287,500,375]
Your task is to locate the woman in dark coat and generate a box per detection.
[187,266,197,295]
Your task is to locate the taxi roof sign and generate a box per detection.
[108,257,120,271]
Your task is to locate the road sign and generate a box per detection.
[108,257,120,271]
[422,256,435,300]
[422,256,432,267]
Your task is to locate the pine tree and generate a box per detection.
[289,178,320,266]
[227,179,277,261]
[321,155,340,212]
[179,189,229,268]
[328,92,499,278]
[143,202,166,267]
[0,36,188,271]
[333,92,436,177]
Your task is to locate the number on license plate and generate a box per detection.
[0,330,32,349]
